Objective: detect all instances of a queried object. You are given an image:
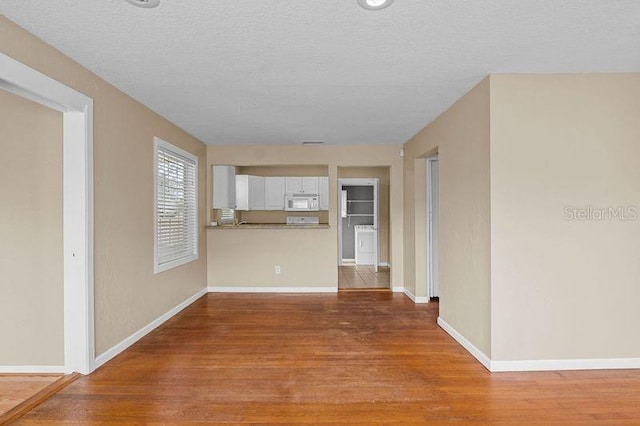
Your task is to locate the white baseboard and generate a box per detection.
[341,260,389,267]
[0,365,65,373]
[491,357,640,372]
[208,286,338,293]
[403,288,429,304]
[437,317,640,372]
[437,317,491,371]
[94,288,208,370]
[392,286,404,293]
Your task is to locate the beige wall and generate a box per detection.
[0,90,64,365]
[490,74,640,360]
[209,228,337,287]
[403,77,492,356]
[237,165,328,177]
[338,167,391,263]
[0,16,207,357]
[207,145,403,288]
[402,73,640,363]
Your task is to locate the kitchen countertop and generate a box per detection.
[207,223,330,230]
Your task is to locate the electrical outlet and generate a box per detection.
[275,265,282,275]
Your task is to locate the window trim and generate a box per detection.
[153,137,199,274]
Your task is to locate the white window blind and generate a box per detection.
[154,137,198,273]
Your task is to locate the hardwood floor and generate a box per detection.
[338,265,390,289]
[0,374,79,424]
[0,375,61,416]
[14,293,640,424]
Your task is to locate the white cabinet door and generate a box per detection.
[285,177,320,194]
[264,177,285,210]
[236,175,265,211]
[248,176,265,210]
[285,177,302,194]
[212,165,236,209]
[235,175,250,210]
[302,177,319,194]
[318,177,329,210]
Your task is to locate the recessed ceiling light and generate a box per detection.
[357,0,394,11]
[124,0,160,8]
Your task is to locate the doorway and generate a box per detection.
[427,156,439,299]
[337,169,390,290]
[0,53,94,375]
[0,88,64,368]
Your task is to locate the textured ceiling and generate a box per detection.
[1,1,639,145]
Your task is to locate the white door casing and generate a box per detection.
[427,156,439,298]
[0,53,95,374]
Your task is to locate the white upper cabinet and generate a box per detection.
[264,177,285,210]
[319,177,329,210]
[212,165,236,209]
[235,175,265,211]
[220,173,326,211]
[285,177,319,194]
[302,177,319,194]
[285,177,302,194]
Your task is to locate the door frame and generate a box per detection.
[337,178,379,271]
[426,155,439,299]
[0,53,95,374]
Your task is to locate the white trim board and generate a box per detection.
[438,317,640,372]
[392,286,404,293]
[208,287,338,293]
[94,288,208,370]
[491,358,640,372]
[0,365,66,374]
[339,260,389,268]
[0,53,95,375]
[437,317,491,371]
[403,288,429,304]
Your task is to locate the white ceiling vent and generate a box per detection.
[302,140,325,145]
[124,0,160,9]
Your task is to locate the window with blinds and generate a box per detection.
[154,137,198,273]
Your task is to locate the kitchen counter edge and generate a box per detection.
[207,224,330,230]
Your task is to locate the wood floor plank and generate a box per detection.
[13,293,640,424]
[0,373,79,424]
[0,375,62,417]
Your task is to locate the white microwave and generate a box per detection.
[285,194,319,211]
